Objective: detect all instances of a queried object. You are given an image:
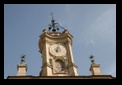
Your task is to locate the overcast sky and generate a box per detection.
[4,4,116,79]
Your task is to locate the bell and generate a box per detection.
[48,27,51,30]
[52,19,55,22]
[52,28,56,32]
[57,28,59,30]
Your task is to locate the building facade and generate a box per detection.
[7,16,115,79]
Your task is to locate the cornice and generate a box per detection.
[38,31,73,53]
[7,75,115,79]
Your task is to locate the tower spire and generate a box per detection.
[51,12,54,22]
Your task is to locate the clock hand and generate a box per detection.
[56,47,59,53]
[56,45,60,53]
[56,49,58,53]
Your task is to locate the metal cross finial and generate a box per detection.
[50,12,56,31]
[51,12,54,21]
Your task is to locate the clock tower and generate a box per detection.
[38,14,78,76]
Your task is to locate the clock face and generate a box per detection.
[50,44,66,56]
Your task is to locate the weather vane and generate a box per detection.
[21,54,25,63]
[48,12,65,32]
[51,12,54,22]
[89,55,95,64]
